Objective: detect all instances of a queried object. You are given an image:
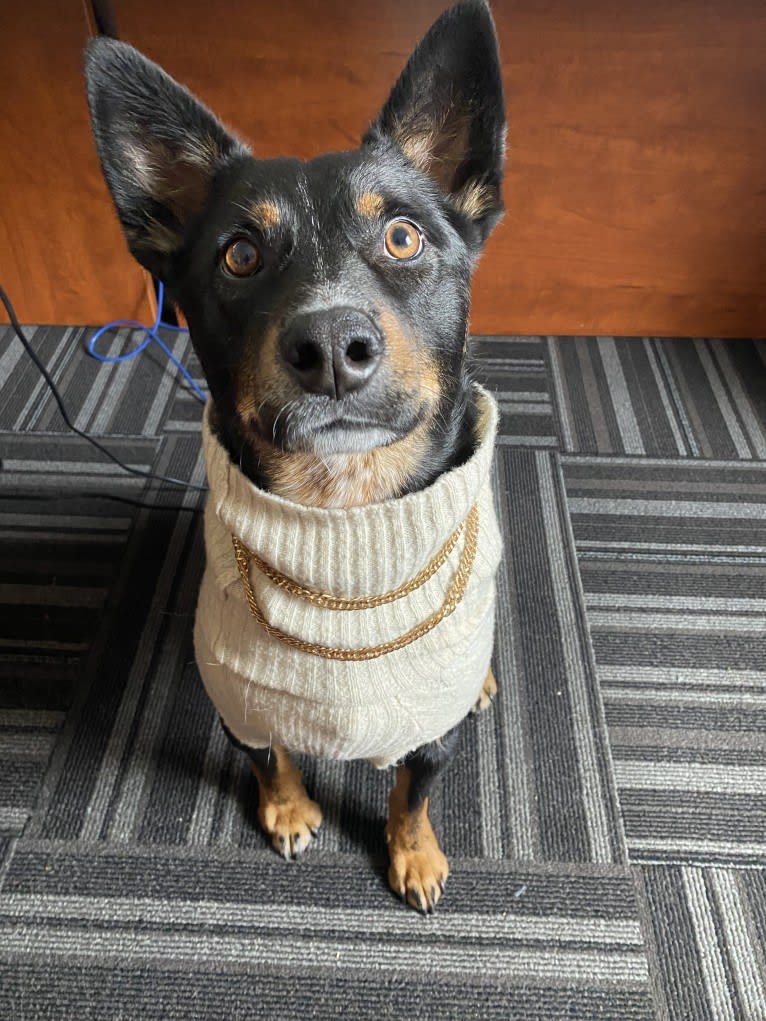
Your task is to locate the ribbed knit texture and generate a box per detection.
[193,386,502,767]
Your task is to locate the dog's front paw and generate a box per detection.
[253,749,323,859]
[258,790,323,859]
[472,667,498,714]
[386,813,449,913]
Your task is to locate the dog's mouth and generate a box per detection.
[299,416,399,455]
[249,394,423,456]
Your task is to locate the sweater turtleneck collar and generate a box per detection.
[201,385,499,601]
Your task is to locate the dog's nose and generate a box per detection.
[279,308,383,398]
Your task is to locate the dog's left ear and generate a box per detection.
[364,0,506,241]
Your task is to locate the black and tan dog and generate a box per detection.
[86,0,505,912]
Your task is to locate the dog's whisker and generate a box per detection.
[271,397,299,441]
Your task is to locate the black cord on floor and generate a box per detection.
[0,283,208,494]
[12,491,201,513]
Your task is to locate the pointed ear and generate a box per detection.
[85,38,248,277]
[364,1,506,240]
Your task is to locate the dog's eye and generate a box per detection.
[223,238,262,277]
[384,219,423,261]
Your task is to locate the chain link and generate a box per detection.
[232,514,466,611]
[231,504,479,661]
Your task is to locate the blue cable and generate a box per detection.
[86,280,207,403]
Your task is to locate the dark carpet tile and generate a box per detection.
[548,336,766,458]
[637,865,766,1021]
[0,711,64,837]
[0,324,204,439]
[472,335,559,447]
[18,442,622,866]
[0,490,134,714]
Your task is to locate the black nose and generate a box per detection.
[279,308,383,398]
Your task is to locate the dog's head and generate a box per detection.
[86,1,505,505]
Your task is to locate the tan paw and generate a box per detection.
[388,841,449,913]
[258,791,323,859]
[253,747,322,859]
[472,667,498,713]
[386,799,449,913]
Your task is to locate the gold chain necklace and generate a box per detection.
[231,504,479,661]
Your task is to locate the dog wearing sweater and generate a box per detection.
[85,0,506,913]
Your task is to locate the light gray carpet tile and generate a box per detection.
[492,448,624,864]
[0,844,654,1021]
[0,430,162,487]
[471,336,559,446]
[564,456,766,865]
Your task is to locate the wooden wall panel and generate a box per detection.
[114,0,766,338]
[490,1,766,338]
[0,3,149,325]
[2,1,765,335]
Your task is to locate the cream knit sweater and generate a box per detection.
[194,385,502,768]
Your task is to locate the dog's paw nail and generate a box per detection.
[439,878,446,894]
[409,888,426,913]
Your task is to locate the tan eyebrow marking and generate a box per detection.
[355,191,386,219]
[248,200,282,229]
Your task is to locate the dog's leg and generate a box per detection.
[221,722,322,859]
[251,744,323,860]
[472,666,498,714]
[385,726,460,913]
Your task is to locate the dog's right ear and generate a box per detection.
[85,38,247,278]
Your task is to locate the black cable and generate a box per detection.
[13,491,200,513]
[0,283,208,493]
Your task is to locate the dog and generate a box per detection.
[85,0,506,913]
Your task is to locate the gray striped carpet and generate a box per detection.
[1,327,765,1019]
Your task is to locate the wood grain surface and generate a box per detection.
[0,4,149,326]
[2,1,765,336]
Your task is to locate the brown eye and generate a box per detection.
[223,238,262,276]
[384,219,423,260]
